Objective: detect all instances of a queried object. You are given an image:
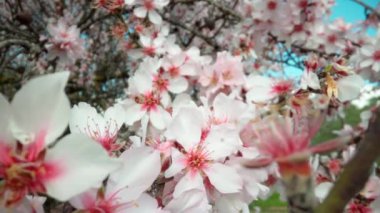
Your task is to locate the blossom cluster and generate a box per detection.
[1,0,380,212]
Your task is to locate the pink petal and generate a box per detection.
[44,134,121,201]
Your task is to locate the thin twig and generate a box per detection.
[351,0,380,19]
[204,0,242,21]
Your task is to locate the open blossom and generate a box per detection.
[69,102,125,154]
[325,73,365,102]
[70,146,162,213]
[0,72,120,209]
[246,75,293,103]
[200,51,245,90]
[123,58,171,130]
[360,32,380,72]
[45,19,86,65]
[133,0,169,25]
[164,106,243,200]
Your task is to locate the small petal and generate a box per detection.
[0,94,13,143]
[168,77,188,94]
[109,146,161,200]
[148,10,162,25]
[165,148,186,177]
[173,172,204,198]
[124,101,146,125]
[165,107,203,151]
[149,106,170,130]
[204,163,242,194]
[134,7,147,18]
[315,182,333,201]
[337,74,365,102]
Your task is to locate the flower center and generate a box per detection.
[185,148,209,173]
[168,66,180,78]
[271,80,292,95]
[143,46,156,57]
[144,0,155,10]
[135,92,160,112]
[0,144,59,207]
[267,1,277,10]
[372,50,380,61]
[153,75,169,92]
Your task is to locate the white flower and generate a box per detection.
[0,72,120,209]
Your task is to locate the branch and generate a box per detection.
[0,39,40,52]
[204,0,242,21]
[315,108,380,213]
[351,0,380,19]
[161,14,219,49]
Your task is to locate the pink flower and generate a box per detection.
[45,19,86,65]
[213,51,246,87]
[246,75,293,103]
[70,146,162,213]
[133,0,169,25]
[164,106,243,198]
[69,103,125,154]
[123,58,171,130]
[0,72,120,209]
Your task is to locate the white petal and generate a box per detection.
[173,172,204,198]
[125,193,161,213]
[104,104,125,131]
[372,62,380,72]
[11,72,70,145]
[301,71,320,90]
[165,148,186,177]
[204,163,242,194]
[109,146,161,199]
[165,189,210,213]
[133,69,153,94]
[315,182,333,201]
[124,101,146,126]
[204,126,241,160]
[337,75,365,102]
[69,188,97,209]
[44,134,121,201]
[134,7,147,18]
[360,59,374,68]
[245,76,274,102]
[361,47,374,56]
[149,106,170,130]
[0,94,13,143]
[148,10,162,25]
[165,107,203,151]
[212,93,247,121]
[139,35,152,48]
[168,77,188,94]
[181,64,197,76]
[124,0,135,4]
[69,102,104,134]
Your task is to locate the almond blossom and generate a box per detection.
[123,58,171,130]
[0,72,120,209]
[360,32,380,72]
[246,75,293,103]
[133,0,169,25]
[164,106,243,200]
[69,102,125,154]
[45,19,86,65]
[69,146,162,213]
